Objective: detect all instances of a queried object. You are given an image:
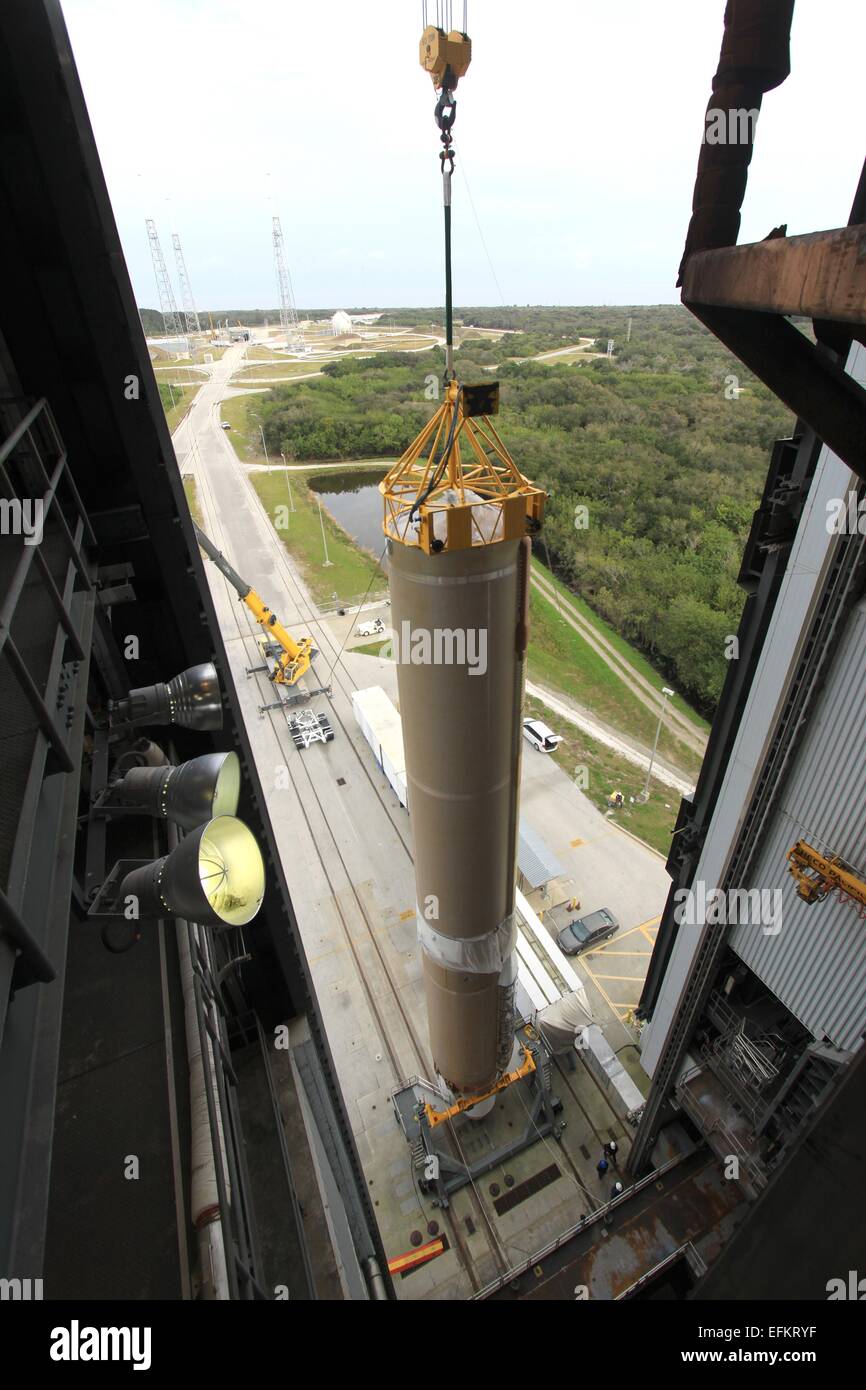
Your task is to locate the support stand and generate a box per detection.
[391,1029,562,1208]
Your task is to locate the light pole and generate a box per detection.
[642,686,674,801]
[259,424,270,473]
[318,498,333,567]
[280,453,295,512]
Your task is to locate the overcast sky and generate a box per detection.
[62,0,865,311]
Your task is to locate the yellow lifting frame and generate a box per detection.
[423,1046,537,1130]
[380,381,545,554]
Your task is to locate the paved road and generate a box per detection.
[526,679,696,797]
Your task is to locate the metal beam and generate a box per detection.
[682,226,866,323]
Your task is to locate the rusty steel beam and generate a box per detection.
[682,225,866,324]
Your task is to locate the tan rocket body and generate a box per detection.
[388,535,531,1095]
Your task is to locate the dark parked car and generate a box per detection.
[556,907,619,956]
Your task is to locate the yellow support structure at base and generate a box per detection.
[424,1047,537,1130]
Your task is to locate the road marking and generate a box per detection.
[588,949,652,957]
[590,973,648,982]
[578,962,637,1023]
[614,917,661,944]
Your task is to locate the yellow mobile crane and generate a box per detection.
[193,522,313,686]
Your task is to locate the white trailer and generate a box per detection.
[352,685,408,809]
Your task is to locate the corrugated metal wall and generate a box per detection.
[729,598,866,1050]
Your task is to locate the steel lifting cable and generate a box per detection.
[435,75,458,382]
[413,2,469,524]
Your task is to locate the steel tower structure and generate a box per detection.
[146,218,182,338]
[172,231,201,336]
[272,216,301,350]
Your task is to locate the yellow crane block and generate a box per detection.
[419,25,471,89]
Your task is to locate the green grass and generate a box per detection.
[250,468,384,608]
[524,694,679,857]
[241,348,331,364]
[228,379,387,604]
[151,344,226,368]
[154,366,208,386]
[163,346,227,365]
[527,585,703,781]
[354,638,391,658]
[243,346,290,361]
[532,349,600,365]
[182,475,203,527]
[232,362,327,381]
[220,395,265,460]
[531,558,711,736]
[159,382,200,432]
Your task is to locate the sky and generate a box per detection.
[61,0,865,312]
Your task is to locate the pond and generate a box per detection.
[308,468,388,568]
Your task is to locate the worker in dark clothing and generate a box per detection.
[611,1181,623,1200]
[596,1156,609,1179]
[604,1139,619,1168]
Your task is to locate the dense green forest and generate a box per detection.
[257,307,794,712]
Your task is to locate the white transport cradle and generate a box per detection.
[287,708,334,750]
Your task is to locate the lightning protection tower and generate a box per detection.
[272,216,302,351]
[146,218,183,339]
[172,232,201,336]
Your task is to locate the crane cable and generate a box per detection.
[436,74,458,383]
[412,3,470,524]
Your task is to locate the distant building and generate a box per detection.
[330,309,353,336]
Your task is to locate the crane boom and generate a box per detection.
[193,521,313,685]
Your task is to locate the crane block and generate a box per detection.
[419,25,471,89]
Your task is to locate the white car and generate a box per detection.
[356,618,385,638]
[522,718,562,753]
[220,421,231,430]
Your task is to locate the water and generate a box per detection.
[308,468,388,569]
